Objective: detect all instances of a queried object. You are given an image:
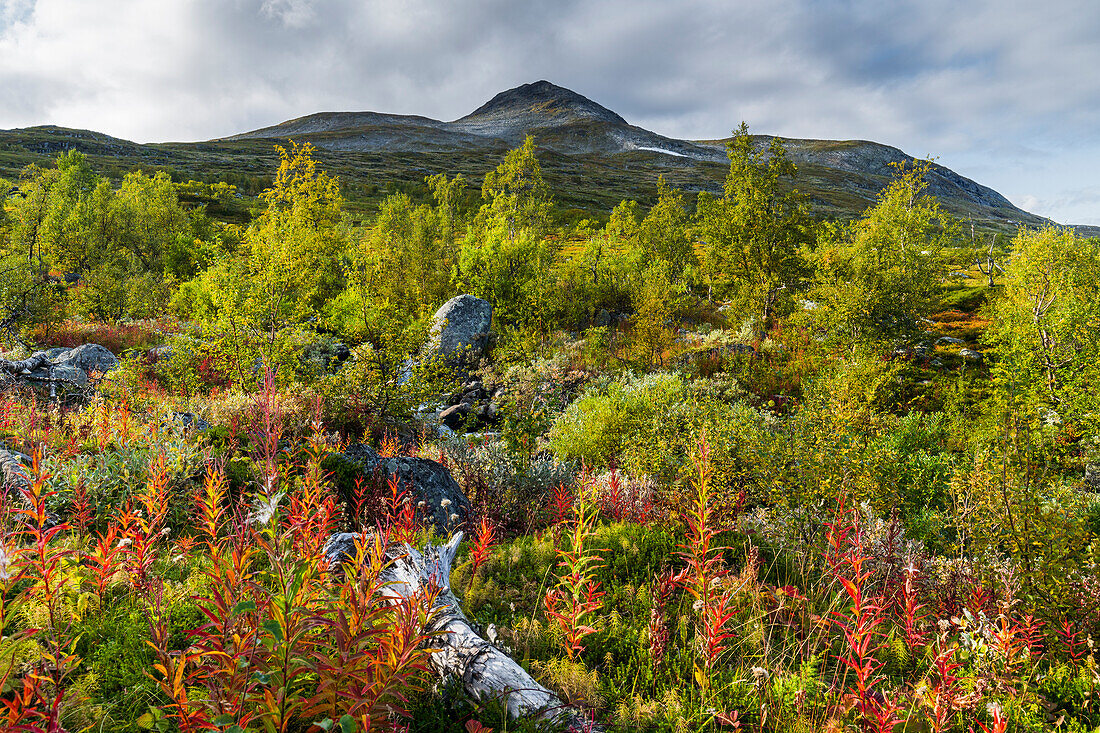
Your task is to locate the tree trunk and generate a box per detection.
[0,353,50,375]
[325,532,598,730]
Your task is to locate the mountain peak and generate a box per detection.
[198,81,1047,230]
[455,81,628,128]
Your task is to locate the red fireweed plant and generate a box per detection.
[283,427,339,561]
[467,513,497,591]
[989,613,1030,680]
[544,476,605,661]
[69,477,92,542]
[825,500,901,733]
[596,470,653,525]
[251,367,285,500]
[248,507,329,733]
[16,450,73,636]
[160,432,437,732]
[350,476,372,530]
[971,703,1008,733]
[927,638,962,733]
[1018,613,1044,660]
[196,463,228,548]
[83,524,124,607]
[147,581,214,733]
[0,393,14,434]
[549,483,573,527]
[1058,617,1089,667]
[308,533,438,728]
[899,560,929,653]
[12,449,83,727]
[648,568,680,668]
[677,430,738,696]
[605,469,624,521]
[380,476,419,546]
[113,449,172,592]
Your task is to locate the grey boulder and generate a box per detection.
[428,295,492,364]
[50,364,88,386]
[334,443,470,535]
[170,412,211,432]
[440,403,474,430]
[57,344,118,377]
[0,443,29,490]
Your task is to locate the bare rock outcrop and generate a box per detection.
[1,343,118,388]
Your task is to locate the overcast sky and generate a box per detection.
[1,0,1098,224]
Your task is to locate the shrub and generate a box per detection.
[442,437,575,532]
[549,371,782,513]
[548,371,688,471]
[31,318,179,355]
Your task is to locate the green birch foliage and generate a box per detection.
[985,226,1100,449]
[426,171,468,244]
[8,152,108,275]
[111,169,190,274]
[630,260,676,369]
[247,141,347,317]
[3,152,198,324]
[635,176,695,276]
[177,142,348,378]
[0,177,46,339]
[695,122,813,329]
[809,159,955,351]
[456,217,557,330]
[349,193,450,318]
[457,137,557,330]
[480,134,552,240]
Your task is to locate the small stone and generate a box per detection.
[440,403,473,430]
[1086,465,1100,491]
[170,412,211,432]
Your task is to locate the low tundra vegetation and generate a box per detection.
[0,130,1098,732]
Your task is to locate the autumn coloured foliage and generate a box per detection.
[1,137,1099,733]
[0,389,438,732]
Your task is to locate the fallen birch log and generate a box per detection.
[0,353,50,375]
[325,531,598,730]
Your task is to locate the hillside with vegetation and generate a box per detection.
[0,115,1098,733]
[1,82,1065,234]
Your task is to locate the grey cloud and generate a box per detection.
[0,0,1098,223]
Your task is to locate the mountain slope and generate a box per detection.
[0,81,1068,231]
[697,136,1027,226]
[217,81,1044,227]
